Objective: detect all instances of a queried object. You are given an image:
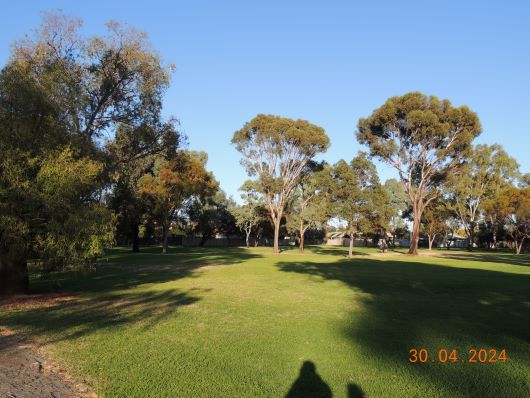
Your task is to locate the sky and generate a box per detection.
[1,1,529,201]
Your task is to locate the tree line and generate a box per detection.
[1,13,528,294]
[232,100,528,257]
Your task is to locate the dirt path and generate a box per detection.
[1,325,96,398]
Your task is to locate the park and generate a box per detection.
[1,3,529,398]
[1,247,529,397]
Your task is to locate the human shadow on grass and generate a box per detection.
[0,288,203,345]
[31,246,262,293]
[346,383,366,398]
[277,258,530,397]
[285,361,332,398]
[285,361,366,398]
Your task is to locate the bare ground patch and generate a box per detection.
[0,327,96,398]
[0,294,77,311]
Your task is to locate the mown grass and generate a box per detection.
[1,246,529,397]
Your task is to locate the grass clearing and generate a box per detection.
[1,246,529,397]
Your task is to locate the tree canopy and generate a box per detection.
[106,121,181,251]
[0,12,172,293]
[232,114,329,254]
[139,150,218,253]
[285,161,330,252]
[322,153,385,257]
[2,13,530,297]
[447,144,519,250]
[357,92,482,254]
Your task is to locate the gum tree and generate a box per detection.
[422,200,450,250]
[234,180,269,247]
[234,203,262,248]
[232,114,329,254]
[447,144,519,250]
[325,153,381,258]
[500,186,530,254]
[384,178,408,245]
[357,92,481,255]
[286,161,329,253]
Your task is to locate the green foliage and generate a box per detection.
[317,154,392,256]
[139,150,219,252]
[233,202,265,244]
[232,114,329,166]
[384,178,408,239]
[357,92,481,169]
[11,12,172,137]
[235,181,272,246]
[234,203,263,231]
[500,186,530,254]
[285,161,330,250]
[106,122,181,249]
[325,154,385,236]
[447,144,519,249]
[184,190,237,245]
[421,200,450,249]
[232,114,329,253]
[0,12,172,291]
[357,92,482,254]
[0,144,114,271]
[34,148,115,267]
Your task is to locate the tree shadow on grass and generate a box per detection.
[2,247,258,347]
[277,257,530,397]
[0,288,203,345]
[306,246,369,257]
[436,251,530,267]
[30,246,262,293]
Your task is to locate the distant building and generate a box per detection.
[325,231,400,247]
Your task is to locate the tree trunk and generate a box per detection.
[447,232,453,250]
[516,238,525,255]
[273,220,280,254]
[131,222,140,252]
[348,233,354,258]
[428,234,435,251]
[299,221,305,253]
[468,221,475,251]
[0,244,29,295]
[245,229,251,248]
[199,235,210,246]
[162,220,169,254]
[492,229,497,251]
[408,212,421,255]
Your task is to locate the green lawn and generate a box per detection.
[1,246,529,397]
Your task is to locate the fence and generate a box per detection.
[326,238,409,247]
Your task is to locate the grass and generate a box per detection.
[1,246,529,397]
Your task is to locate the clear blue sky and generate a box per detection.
[1,1,529,201]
